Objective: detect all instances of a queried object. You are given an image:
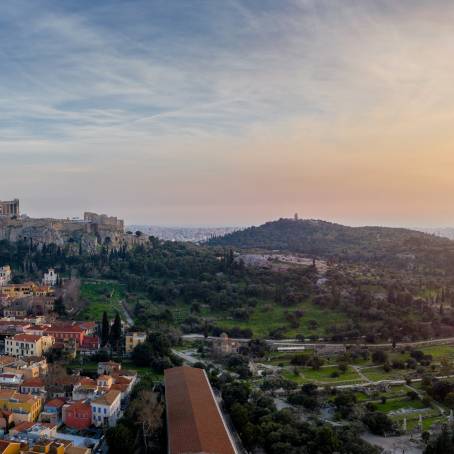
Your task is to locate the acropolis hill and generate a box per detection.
[0,199,141,252]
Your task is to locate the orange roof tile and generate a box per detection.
[11,334,43,342]
[92,389,121,406]
[164,367,236,454]
[21,377,45,388]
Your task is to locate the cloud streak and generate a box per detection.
[1,0,454,226]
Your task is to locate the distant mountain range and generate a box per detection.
[127,225,239,243]
[208,218,454,266]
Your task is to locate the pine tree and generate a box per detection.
[101,311,110,347]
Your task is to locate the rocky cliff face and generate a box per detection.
[0,217,128,252]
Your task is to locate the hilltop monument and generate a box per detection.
[0,199,19,217]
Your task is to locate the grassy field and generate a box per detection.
[283,365,362,384]
[361,366,412,382]
[409,415,445,431]
[375,398,427,413]
[79,281,126,321]
[420,345,454,359]
[211,299,347,338]
[260,351,316,366]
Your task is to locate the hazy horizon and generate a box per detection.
[2,0,454,226]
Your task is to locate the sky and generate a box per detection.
[1,0,454,227]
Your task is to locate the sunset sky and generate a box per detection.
[1,0,453,227]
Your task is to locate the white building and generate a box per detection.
[42,268,58,287]
[0,266,12,286]
[91,389,122,427]
[0,372,23,388]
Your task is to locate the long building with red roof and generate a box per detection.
[164,366,238,454]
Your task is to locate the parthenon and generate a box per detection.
[0,199,19,217]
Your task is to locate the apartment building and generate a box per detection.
[91,389,121,427]
[0,389,42,423]
[44,325,84,346]
[5,334,54,357]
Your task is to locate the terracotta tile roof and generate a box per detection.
[66,400,91,411]
[92,389,121,406]
[12,421,35,432]
[113,376,131,385]
[111,383,128,393]
[78,377,97,389]
[0,356,16,366]
[21,377,45,387]
[79,377,95,384]
[0,390,16,399]
[0,389,39,403]
[164,366,237,454]
[45,325,83,333]
[45,398,66,408]
[12,421,56,434]
[10,334,43,342]
[112,369,135,378]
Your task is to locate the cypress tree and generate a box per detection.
[101,311,110,347]
[110,312,122,351]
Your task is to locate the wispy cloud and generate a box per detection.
[1,0,454,225]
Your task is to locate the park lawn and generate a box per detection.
[283,365,362,384]
[121,360,164,381]
[79,281,126,320]
[355,392,370,401]
[68,359,98,372]
[420,345,454,359]
[360,366,412,382]
[391,411,442,431]
[213,299,347,338]
[387,351,411,363]
[375,398,427,413]
[261,351,315,367]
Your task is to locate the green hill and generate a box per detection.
[208,218,454,267]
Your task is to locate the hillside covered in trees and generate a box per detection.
[3,233,454,342]
[209,218,454,271]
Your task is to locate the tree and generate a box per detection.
[132,342,154,367]
[363,412,394,435]
[101,311,110,347]
[372,350,388,364]
[424,427,454,454]
[128,390,164,452]
[110,312,122,351]
[54,296,67,316]
[222,382,250,410]
[106,422,136,454]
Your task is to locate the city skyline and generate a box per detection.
[1,0,454,227]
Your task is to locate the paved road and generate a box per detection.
[182,334,454,350]
[361,433,423,454]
